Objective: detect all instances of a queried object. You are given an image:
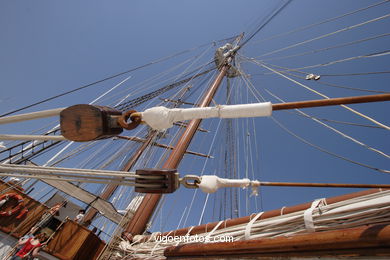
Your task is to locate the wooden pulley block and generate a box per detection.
[135,168,179,194]
[60,104,123,142]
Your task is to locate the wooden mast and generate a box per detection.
[83,132,157,224]
[84,81,199,224]
[124,61,233,236]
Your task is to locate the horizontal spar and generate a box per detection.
[196,175,390,194]
[256,181,390,189]
[124,93,390,131]
[272,93,390,110]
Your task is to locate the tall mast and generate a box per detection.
[83,132,156,224]
[83,85,197,224]
[124,40,241,235]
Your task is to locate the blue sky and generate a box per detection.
[0,0,389,235]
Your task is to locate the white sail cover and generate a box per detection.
[142,102,272,130]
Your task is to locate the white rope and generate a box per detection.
[261,33,390,62]
[198,193,210,225]
[119,191,390,258]
[182,117,223,228]
[3,76,129,166]
[303,198,326,232]
[265,89,390,159]
[141,102,272,130]
[205,220,224,241]
[262,50,390,74]
[253,60,390,131]
[244,212,263,240]
[250,0,390,46]
[257,13,390,58]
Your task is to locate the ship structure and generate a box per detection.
[0,1,389,259]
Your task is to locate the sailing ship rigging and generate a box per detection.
[0,0,390,259]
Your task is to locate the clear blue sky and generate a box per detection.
[0,0,389,235]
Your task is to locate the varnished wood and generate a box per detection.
[141,189,384,241]
[272,93,390,110]
[124,65,230,236]
[257,181,390,188]
[83,132,157,224]
[164,224,390,258]
[60,104,123,142]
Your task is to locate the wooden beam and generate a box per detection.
[140,189,384,241]
[272,93,390,111]
[164,224,390,258]
[257,181,390,189]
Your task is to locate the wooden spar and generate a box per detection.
[124,65,230,236]
[83,132,157,224]
[115,136,212,158]
[272,93,390,110]
[140,189,385,241]
[164,224,390,258]
[256,181,390,189]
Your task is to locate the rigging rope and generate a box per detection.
[114,68,215,111]
[322,71,390,77]
[249,59,390,131]
[264,89,390,159]
[270,117,390,174]
[284,111,386,130]
[254,63,388,94]
[257,13,390,58]
[250,0,390,45]
[0,36,236,118]
[254,50,390,76]
[272,50,390,72]
[259,33,390,61]
[238,66,390,174]
[239,0,293,47]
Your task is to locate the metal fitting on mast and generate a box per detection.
[214,43,240,78]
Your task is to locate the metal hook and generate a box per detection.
[180,175,201,189]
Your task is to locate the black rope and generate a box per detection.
[115,67,216,111]
[240,0,293,47]
[0,36,237,118]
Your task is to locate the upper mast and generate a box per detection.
[124,35,243,236]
